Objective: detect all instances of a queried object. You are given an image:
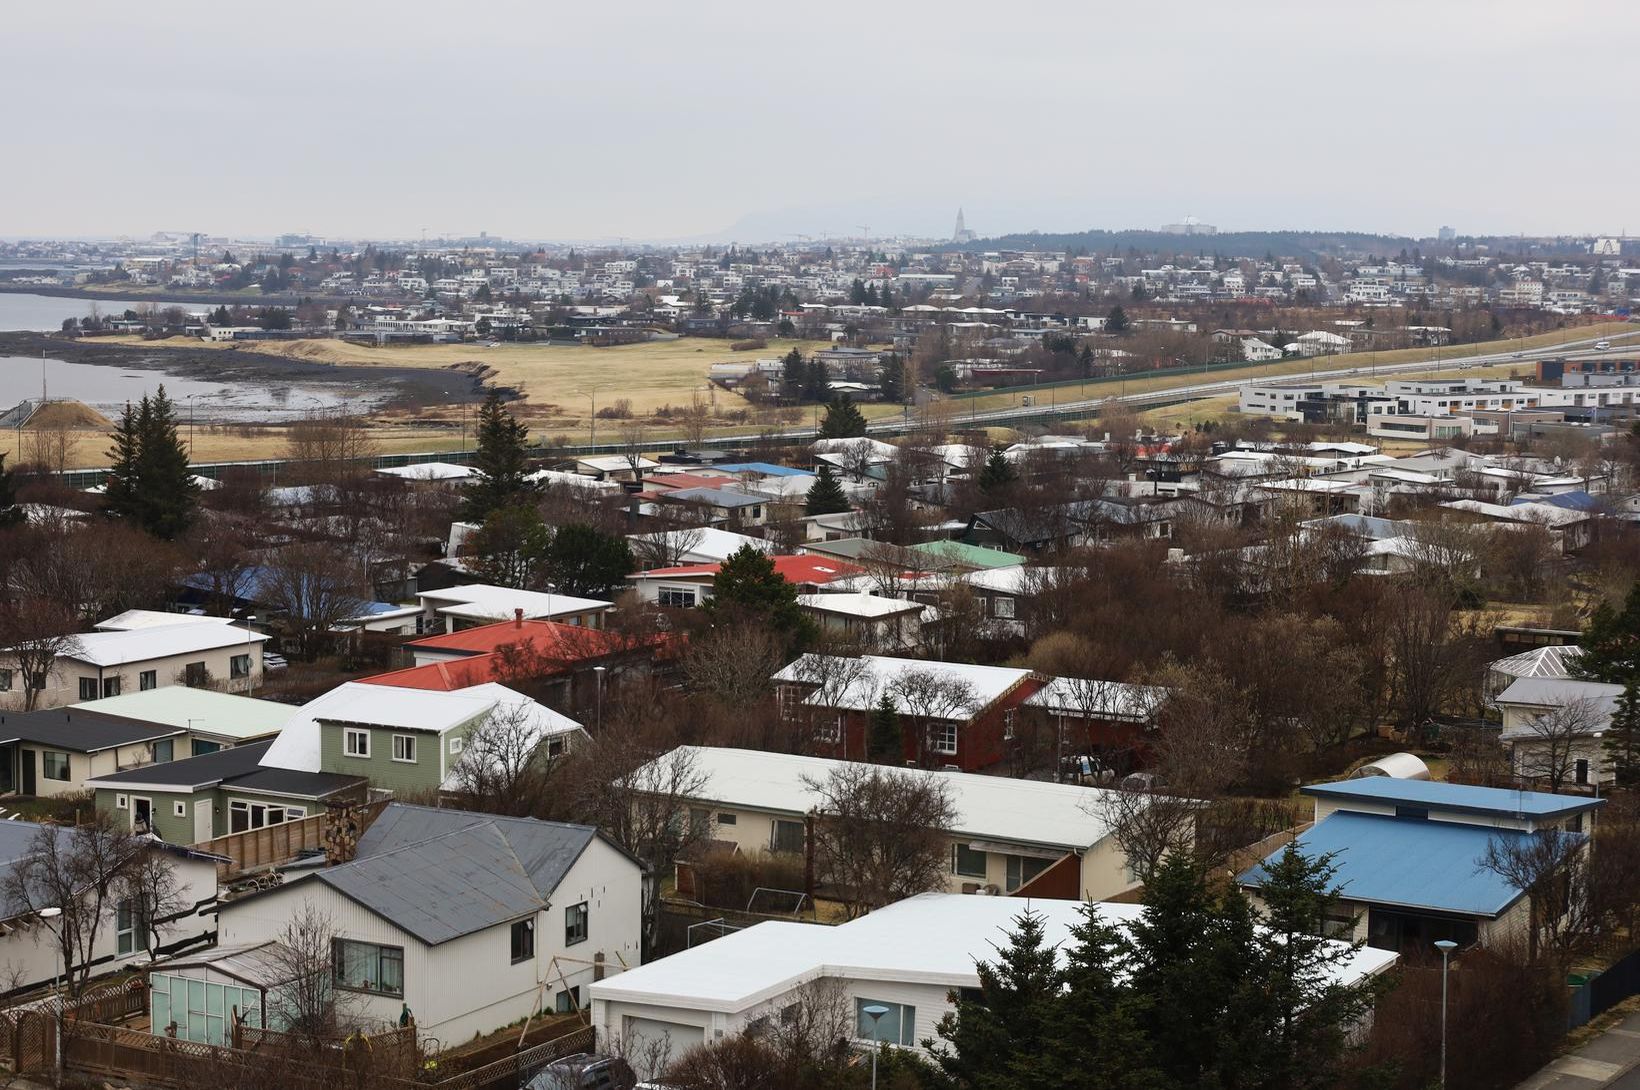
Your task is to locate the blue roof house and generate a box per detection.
[1240,778,1602,953]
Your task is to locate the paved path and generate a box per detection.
[1518,1012,1640,1089]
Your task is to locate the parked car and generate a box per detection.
[522,1054,637,1090]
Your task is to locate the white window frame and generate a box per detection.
[929,722,959,755]
[115,794,128,810]
[449,736,464,755]
[172,801,186,818]
[391,734,417,764]
[344,728,371,758]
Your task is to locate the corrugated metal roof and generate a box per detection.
[1301,777,1602,819]
[297,805,601,945]
[1488,644,1584,681]
[1240,811,1554,917]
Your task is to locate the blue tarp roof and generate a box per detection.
[181,565,281,603]
[1303,777,1602,819]
[1239,811,1548,918]
[716,463,813,477]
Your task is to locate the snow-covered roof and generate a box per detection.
[589,892,1396,1015]
[651,746,1118,851]
[376,462,478,482]
[628,527,774,564]
[1494,677,1621,740]
[261,681,578,780]
[797,593,923,619]
[417,584,612,622]
[1025,678,1168,722]
[577,455,658,473]
[60,622,267,668]
[95,610,239,632]
[772,654,1032,713]
[1488,644,1583,681]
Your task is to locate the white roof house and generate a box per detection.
[261,681,581,789]
[94,610,240,632]
[376,462,479,483]
[656,746,1121,855]
[773,654,1033,714]
[628,527,774,566]
[74,687,294,745]
[588,892,1397,1069]
[416,584,613,629]
[1025,678,1168,723]
[1494,676,1623,787]
[64,623,268,669]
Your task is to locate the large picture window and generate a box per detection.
[855,998,916,1046]
[332,939,403,998]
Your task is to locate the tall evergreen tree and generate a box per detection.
[929,911,1064,1088]
[877,354,905,403]
[705,545,810,644]
[1576,582,1640,685]
[867,693,901,762]
[544,523,634,598]
[104,388,199,539]
[803,359,830,403]
[978,447,1017,496]
[781,348,806,401]
[1106,304,1131,334]
[0,454,22,529]
[1605,682,1640,789]
[818,396,867,439]
[804,463,850,516]
[461,393,537,523]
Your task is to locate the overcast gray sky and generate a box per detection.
[4,0,1634,243]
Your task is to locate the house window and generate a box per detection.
[953,843,987,879]
[564,902,589,946]
[449,737,463,755]
[391,735,417,763]
[230,801,303,832]
[172,801,187,818]
[1002,709,1016,742]
[1005,855,1049,893]
[657,587,697,608]
[0,669,11,691]
[192,740,221,757]
[230,654,251,679]
[1575,759,1590,786]
[42,750,70,781]
[716,812,737,826]
[139,670,157,691]
[184,662,208,687]
[115,897,148,957]
[771,819,805,855]
[992,597,1015,620]
[332,939,403,998]
[79,678,99,701]
[344,728,371,758]
[547,737,565,758]
[510,919,535,964]
[103,676,121,698]
[855,998,915,1046]
[153,739,174,763]
[554,986,581,1014]
[115,794,128,810]
[929,722,959,756]
[817,714,843,744]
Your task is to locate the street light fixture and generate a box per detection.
[593,665,606,731]
[861,1004,890,1090]
[38,906,64,1077]
[1435,939,1458,1090]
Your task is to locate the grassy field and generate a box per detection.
[31,319,1635,469]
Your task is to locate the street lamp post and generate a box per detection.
[1435,939,1458,1090]
[594,665,606,731]
[39,906,63,1080]
[862,1004,890,1090]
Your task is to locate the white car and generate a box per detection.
[1595,340,1611,350]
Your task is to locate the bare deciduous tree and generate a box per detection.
[0,598,82,710]
[684,623,787,708]
[887,668,980,768]
[260,541,370,660]
[801,763,958,918]
[1479,828,1593,965]
[448,700,569,817]
[1511,697,1605,792]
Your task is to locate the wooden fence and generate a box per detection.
[427,1023,595,1090]
[200,798,390,881]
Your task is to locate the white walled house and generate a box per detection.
[589,893,1396,1075]
[0,622,267,712]
[216,804,643,1043]
[0,823,221,994]
[641,746,1141,901]
[1494,676,1622,788]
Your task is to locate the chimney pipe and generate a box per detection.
[515,607,524,629]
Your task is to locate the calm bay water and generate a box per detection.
[0,291,201,332]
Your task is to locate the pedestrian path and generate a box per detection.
[1518,1011,1640,1089]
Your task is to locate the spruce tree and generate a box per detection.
[877,354,905,403]
[544,523,634,598]
[804,463,850,516]
[929,911,1063,1088]
[706,545,810,644]
[781,348,806,401]
[104,388,199,539]
[867,693,900,762]
[1576,582,1640,685]
[1107,304,1131,334]
[817,396,867,439]
[0,454,21,529]
[802,359,830,403]
[1605,682,1640,789]
[978,447,1017,496]
[462,393,537,523]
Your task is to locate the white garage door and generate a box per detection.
[622,1016,704,1076]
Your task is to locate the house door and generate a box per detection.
[193,800,213,843]
[132,797,152,833]
[20,750,35,796]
